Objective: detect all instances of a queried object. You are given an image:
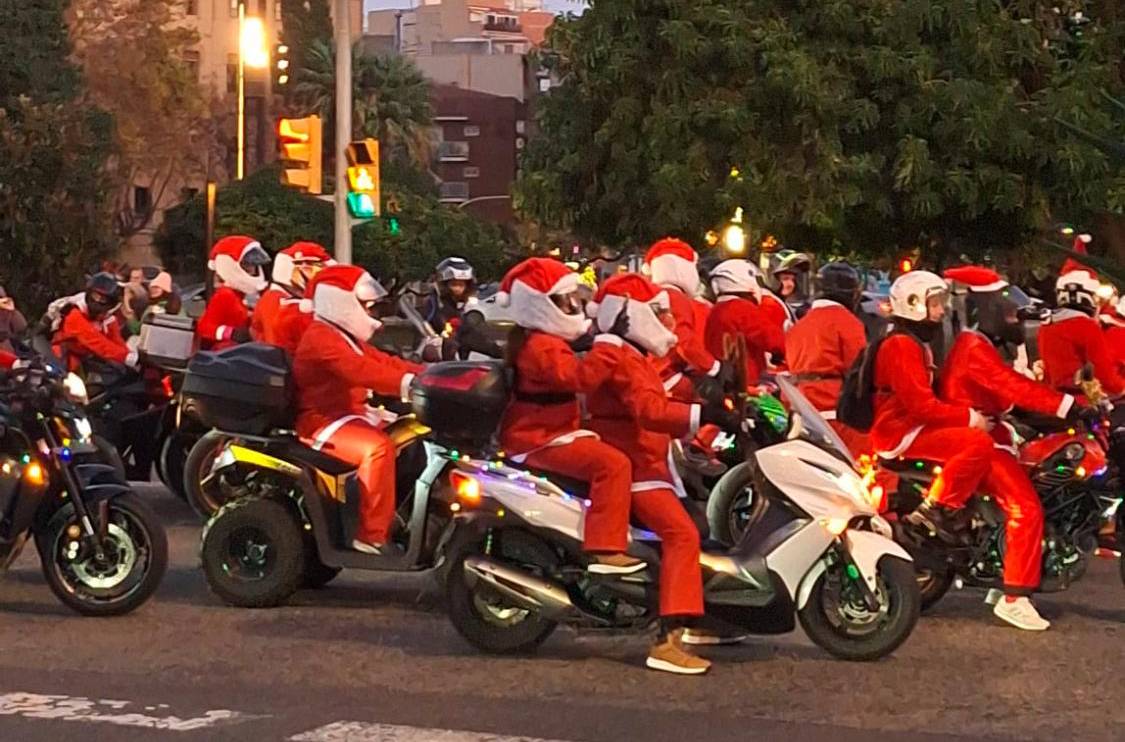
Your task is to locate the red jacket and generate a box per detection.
[704,296,786,386]
[581,335,699,485]
[273,305,313,357]
[197,287,251,351]
[1039,310,1125,396]
[761,292,793,332]
[293,320,422,439]
[871,334,971,456]
[499,331,594,458]
[652,288,719,398]
[940,331,1073,419]
[785,300,865,412]
[1106,325,1125,378]
[250,286,289,344]
[53,309,132,372]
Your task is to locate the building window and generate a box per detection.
[227,54,238,93]
[439,182,470,202]
[229,0,239,18]
[438,141,470,162]
[134,186,153,214]
[463,125,480,138]
[186,0,198,15]
[183,50,200,81]
[515,120,526,134]
[515,137,525,150]
[463,166,480,179]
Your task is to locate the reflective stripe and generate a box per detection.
[877,425,924,460]
[311,415,368,451]
[663,372,683,391]
[819,409,837,421]
[216,325,229,341]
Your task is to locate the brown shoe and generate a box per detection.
[587,553,647,575]
[646,629,711,675]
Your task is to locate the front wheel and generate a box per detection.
[183,431,234,520]
[445,529,559,654]
[706,461,765,547]
[798,556,920,662]
[38,494,168,617]
[201,497,306,608]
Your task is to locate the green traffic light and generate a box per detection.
[388,217,401,235]
[347,192,376,219]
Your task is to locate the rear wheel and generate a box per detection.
[158,432,195,502]
[184,431,234,520]
[445,529,558,654]
[798,556,920,661]
[916,568,954,612]
[706,461,764,546]
[201,497,305,608]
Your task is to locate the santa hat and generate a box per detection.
[1072,233,1092,255]
[208,235,268,295]
[588,273,677,359]
[272,241,334,285]
[304,264,385,341]
[497,258,587,340]
[150,271,173,295]
[643,238,701,296]
[942,266,1009,293]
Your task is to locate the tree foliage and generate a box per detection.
[279,0,333,108]
[154,166,508,284]
[0,0,81,103]
[518,0,1125,260]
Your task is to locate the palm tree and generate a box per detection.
[293,40,434,168]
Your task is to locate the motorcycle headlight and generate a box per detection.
[73,416,93,443]
[63,373,88,404]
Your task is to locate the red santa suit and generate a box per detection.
[1040,267,1125,396]
[293,266,421,546]
[54,307,135,372]
[496,259,634,554]
[251,287,286,343]
[1103,298,1125,378]
[642,239,720,401]
[581,274,704,617]
[785,299,870,455]
[252,242,332,346]
[197,235,269,351]
[704,298,785,386]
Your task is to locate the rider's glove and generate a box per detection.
[700,401,741,433]
[230,326,252,344]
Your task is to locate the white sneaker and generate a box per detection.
[351,539,384,555]
[680,627,749,646]
[993,596,1050,631]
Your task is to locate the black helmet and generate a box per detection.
[436,256,475,284]
[85,272,123,319]
[815,261,861,308]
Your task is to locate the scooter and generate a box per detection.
[441,376,920,662]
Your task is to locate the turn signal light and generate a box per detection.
[24,462,45,486]
[450,470,481,504]
[823,517,849,536]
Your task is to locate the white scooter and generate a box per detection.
[440,376,920,661]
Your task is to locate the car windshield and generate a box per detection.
[775,375,855,467]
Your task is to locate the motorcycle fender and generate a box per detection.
[226,444,302,479]
[80,482,134,504]
[843,529,913,593]
[795,559,828,610]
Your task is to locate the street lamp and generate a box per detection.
[237,5,269,180]
[722,206,747,255]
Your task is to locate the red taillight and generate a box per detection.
[161,375,175,399]
[449,470,481,504]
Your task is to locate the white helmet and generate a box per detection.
[1056,270,1100,313]
[889,270,949,322]
[709,259,762,301]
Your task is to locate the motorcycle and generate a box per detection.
[0,359,168,615]
[441,376,920,662]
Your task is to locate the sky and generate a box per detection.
[363,0,585,14]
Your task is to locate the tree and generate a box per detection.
[69,0,216,239]
[518,1,1125,262]
[154,166,507,284]
[0,0,81,104]
[278,0,333,108]
[293,41,434,167]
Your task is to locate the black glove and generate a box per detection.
[569,332,594,353]
[1068,404,1103,426]
[715,360,737,391]
[691,374,724,405]
[608,303,630,338]
[700,401,741,432]
[231,326,252,344]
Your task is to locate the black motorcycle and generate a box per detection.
[0,359,167,615]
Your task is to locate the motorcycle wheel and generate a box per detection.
[201,497,305,608]
[183,431,234,520]
[38,493,168,617]
[706,461,765,547]
[158,433,194,502]
[445,529,558,654]
[916,568,954,613]
[798,556,920,662]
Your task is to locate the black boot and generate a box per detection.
[905,499,969,545]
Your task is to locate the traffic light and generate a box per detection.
[345,139,380,219]
[273,44,291,88]
[277,115,323,195]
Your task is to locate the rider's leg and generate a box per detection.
[901,426,994,543]
[314,419,395,549]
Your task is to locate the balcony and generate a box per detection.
[438,141,470,162]
[484,15,522,32]
[439,181,470,203]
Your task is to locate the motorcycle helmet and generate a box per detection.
[709,259,763,302]
[208,235,270,296]
[1055,269,1100,315]
[495,258,589,341]
[587,273,677,358]
[85,272,123,319]
[815,261,862,309]
[273,241,332,296]
[944,266,1023,346]
[889,270,949,342]
[305,265,388,342]
[436,256,476,303]
[644,238,702,296]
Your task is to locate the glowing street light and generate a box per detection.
[237,7,270,179]
[722,206,747,255]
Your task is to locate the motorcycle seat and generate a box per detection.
[266,437,355,477]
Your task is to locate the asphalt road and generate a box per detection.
[2,486,1123,742]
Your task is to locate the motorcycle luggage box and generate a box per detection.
[410,360,508,448]
[138,313,197,368]
[181,343,293,435]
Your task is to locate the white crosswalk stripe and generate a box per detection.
[290,721,572,742]
[0,691,262,731]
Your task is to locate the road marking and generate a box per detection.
[0,691,263,731]
[291,721,572,742]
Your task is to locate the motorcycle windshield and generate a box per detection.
[775,375,855,467]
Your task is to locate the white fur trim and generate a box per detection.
[593,333,623,346]
[663,372,684,391]
[820,410,837,421]
[495,290,511,307]
[706,360,721,377]
[811,299,844,310]
[968,280,1009,292]
[272,252,295,285]
[400,373,416,403]
[689,404,701,434]
[314,283,381,342]
[650,254,700,297]
[125,351,139,368]
[1056,394,1075,419]
[507,281,588,340]
[215,325,229,341]
[631,481,677,493]
[876,425,924,460]
[299,298,313,314]
[311,415,368,450]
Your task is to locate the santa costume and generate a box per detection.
[196,235,270,351]
[704,260,785,386]
[1039,266,1125,396]
[252,241,332,348]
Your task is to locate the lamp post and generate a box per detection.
[237,4,269,180]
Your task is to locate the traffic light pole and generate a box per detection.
[334,0,352,264]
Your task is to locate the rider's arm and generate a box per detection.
[520,334,584,392]
[884,336,970,428]
[669,293,719,375]
[965,335,1073,418]
[620,353,698,435]
[1079,319,1125,396]
[197,287,246,344]
[59,310,133,366]
[351,343,424,402]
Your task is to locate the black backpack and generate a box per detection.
[836,331,915,432]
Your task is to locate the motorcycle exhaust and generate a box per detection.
[462,556,578,621]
